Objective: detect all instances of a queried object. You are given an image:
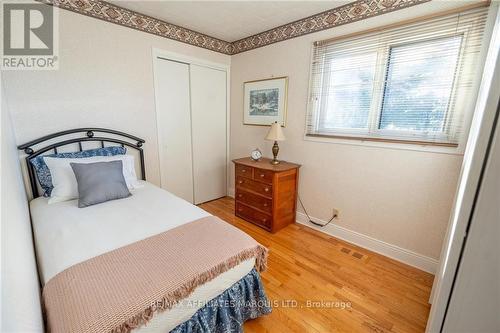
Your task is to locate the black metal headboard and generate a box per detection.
[18,128,146,197]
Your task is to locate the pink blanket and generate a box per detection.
[42,216,268,333]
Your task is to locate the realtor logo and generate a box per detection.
[2,1,58,70]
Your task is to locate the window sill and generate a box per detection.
[304,134,464,155]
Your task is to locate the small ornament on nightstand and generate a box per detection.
[250,148,262,161]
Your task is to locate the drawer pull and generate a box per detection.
[264,187,269,192]
[262,218,267,223]
[238,208,243,212]
[241,169,246,173]
[263,203,268,207]
[260,174,265,178]
[238,194,243,198]
[238,180,244,184]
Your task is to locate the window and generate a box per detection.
[306,7,489,146]
[319,52,377,132]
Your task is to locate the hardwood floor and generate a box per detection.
[199,197,434,333]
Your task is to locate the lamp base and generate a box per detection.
[271,141,280,165]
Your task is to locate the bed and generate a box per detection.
[19,128,271,333]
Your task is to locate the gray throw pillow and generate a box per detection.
[70,160,131,208]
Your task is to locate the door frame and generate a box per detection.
[426,5,500,332]
[151,48,231,201]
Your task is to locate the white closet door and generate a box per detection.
[190,64,227,204]
[154,58,194,203]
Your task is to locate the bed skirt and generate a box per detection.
[170,268,271,333]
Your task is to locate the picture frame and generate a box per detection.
[243,76,288,126]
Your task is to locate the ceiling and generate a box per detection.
[107,1,351,42]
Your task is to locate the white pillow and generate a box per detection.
[44,155,141,204]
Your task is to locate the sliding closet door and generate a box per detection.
[190,64,227,204]
[154,58,194,203]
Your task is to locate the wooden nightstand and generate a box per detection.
[232,157,300,233]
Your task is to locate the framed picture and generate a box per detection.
[243,76,288,126]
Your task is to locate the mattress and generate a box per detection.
[30,181,254,333]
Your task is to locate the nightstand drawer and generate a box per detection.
[253,168,274,184]
[236,176,272,198]
[235,164,253,179]
[235,202,272,229]
[236,189,272,214]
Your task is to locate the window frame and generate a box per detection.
[309,31,472,148]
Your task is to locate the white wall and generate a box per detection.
[442,95,500,333]
[229,1,483,264]
[2,8,231,189]
[1,79,44,332]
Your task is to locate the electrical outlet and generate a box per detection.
[332,208,340,218]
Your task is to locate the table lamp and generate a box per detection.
[265,121,286,165]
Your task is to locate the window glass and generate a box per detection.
[319,52,377,131]
[379,36,463,132]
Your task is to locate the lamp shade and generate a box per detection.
[265,122,286,141]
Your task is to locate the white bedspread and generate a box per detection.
[30,181,254,333]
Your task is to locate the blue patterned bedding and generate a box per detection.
[30,146,126,196]
[170,268,271,333]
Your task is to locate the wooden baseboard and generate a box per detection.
[296,212,438,274]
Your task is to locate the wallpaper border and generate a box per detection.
[231,0,431,54]
[39,0,431,55]
[38,0,234,54]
